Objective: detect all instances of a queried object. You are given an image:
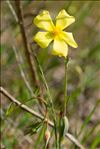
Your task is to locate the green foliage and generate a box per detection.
[25,120,43,135]
[3,138,17,149]
[79,99,100,136]
[90,132,100,149]
[6,103,16,117]
[59,116,69,146]
[1,1,100,148]
[82,122,100,144]
[34,122,47,149]
[0,44,5,55]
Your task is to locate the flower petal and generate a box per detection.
[56,9,75,30]
[34,10,55,31]
[52,39,68,57]
[34,32,53,48]
[62,31,78,48]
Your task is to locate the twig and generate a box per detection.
[7,0,44,111]
[0,87,44,120]
[13,45,34,96]
[7,0,39,88]
[0,87,85,149]
[6,0,45,115]
[13,0,39,88]
[6,0,18,22]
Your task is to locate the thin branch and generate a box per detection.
[12,45,34,96]
[6,0,18,22]
[11,0,39,88]
[0,87,44,121]
[0,87,85,149]
[6,0,36,96]
[6,0,45,115]
[16,0,39,87]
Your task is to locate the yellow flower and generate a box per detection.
[33,9,78,57]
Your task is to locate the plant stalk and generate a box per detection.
[35,56,59,149]
[64,57,69,115]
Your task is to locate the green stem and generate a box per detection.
[64,57,69,115]
[41,70,58,148]
[58,116,61,149]
[35,56,58,149]
[58,57,69,149]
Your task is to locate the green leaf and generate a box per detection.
[18,113,31,128]
[59,116,69,144]
[0,44,5,55]
[24,120,43,135]
[90,132,100,149]
[34,122,47,149]
[6,103,16,116]
[78,99,100,136]
[82,122,100,144]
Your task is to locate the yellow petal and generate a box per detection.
[34,32,53,48]
[56,9,75,30]
[62,31,78,48]
[34,10,55,31]
[52,39,68,57]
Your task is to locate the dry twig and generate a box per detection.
[6,0,44,113]
[0,87,85,149]
[14,0,39,88]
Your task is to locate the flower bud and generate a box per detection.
[45,128,50,148]
[59,116,69,142]
[63,116,69,136]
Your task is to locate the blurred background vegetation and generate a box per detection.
[1,0,100,149]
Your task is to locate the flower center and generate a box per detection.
[52,26,61,37]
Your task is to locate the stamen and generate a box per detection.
[52,26,61,37]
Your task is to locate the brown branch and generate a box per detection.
[0,87,85,149]
[14,0,39,88]
[6,0,44,114]
[6,0,34,96]
[0,87,44,121]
